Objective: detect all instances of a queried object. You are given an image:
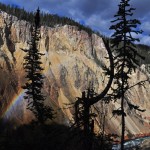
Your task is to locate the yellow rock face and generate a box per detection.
[0,11,149,136]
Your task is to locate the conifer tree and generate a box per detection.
[22,8,53,124]
[110,0,145,149]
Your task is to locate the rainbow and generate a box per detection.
[2,89,25,119]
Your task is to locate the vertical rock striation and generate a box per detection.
[0,10,149,135]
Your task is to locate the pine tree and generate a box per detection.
[22,8,53,124]
[110,0,144,149]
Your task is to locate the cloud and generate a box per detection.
[140,35,150,45]
[0,0,150,45]
[72,0,114,17]
[86,14,111,35]
[141,21,150,33]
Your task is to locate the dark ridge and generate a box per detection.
[0,2,149,61]
[136,44,150,51]
[136,44,150,64]
[0,2,103,37]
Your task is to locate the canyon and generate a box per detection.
[0,10,150,137]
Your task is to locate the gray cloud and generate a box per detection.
[73,0,113,17]
[1,0,150,45]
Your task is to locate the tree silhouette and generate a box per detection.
[74,89,96,150]
[74,39,114,150]
[22,8,53,124]
[110,0,145,149]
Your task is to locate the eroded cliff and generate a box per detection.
[0,10,150,136]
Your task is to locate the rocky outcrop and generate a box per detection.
[0,10,150,136]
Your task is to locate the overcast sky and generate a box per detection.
[0,0,150,45]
